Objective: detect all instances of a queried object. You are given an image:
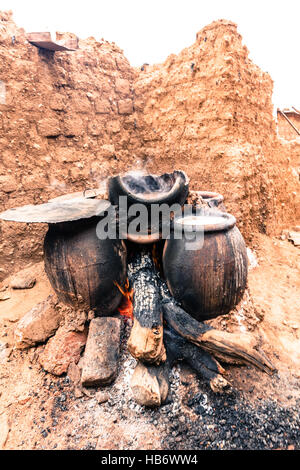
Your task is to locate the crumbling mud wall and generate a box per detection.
[132,20,299,239]
[0,13,299,279]
[0,11,137,279]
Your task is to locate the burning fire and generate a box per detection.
[114,278,133,320]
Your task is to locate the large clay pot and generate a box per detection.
[162,209,248,321]
[108,170,189,208]
[108,170,189,244]
[44,216,127,314]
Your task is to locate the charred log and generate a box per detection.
[159,278,276,375]
[164,326,230,393]
[127,248,166,364]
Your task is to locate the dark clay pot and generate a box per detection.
[108,170,189,244]
[162,209,248,321]
[108,170,189,208]
[44,216,127,314]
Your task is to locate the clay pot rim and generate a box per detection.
[173,211,236,232]
[109,170,189,205]
[125,231,161,244]
[194,190,224,203]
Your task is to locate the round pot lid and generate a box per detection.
[174,211,236,232]
[0,198,111,224]
[48,188,105,202]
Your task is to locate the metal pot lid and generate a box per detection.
[0,198,111,224]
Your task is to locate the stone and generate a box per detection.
[49,94,65,111]
[88,118,105,136]
[106,120,121,134]
[14,295,62,349]
[117,99,133,115]
[95,390,110,404]
[39,326,88,376]
[95,98,111,114]
[71,94,91,114]
[288,231,300,246]
[115,78,130,96]
[100,144,115,158]
[0,175,18,193]
[63,116,84,136]
[37,118,60,137]
[81,317,121,387]
[10,266,36,289]
[67,361,81,385]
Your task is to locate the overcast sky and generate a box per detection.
[2,0,299,108]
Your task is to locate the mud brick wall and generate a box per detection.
[132,20,299,239]
[0,11,138,279]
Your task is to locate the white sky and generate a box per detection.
[2,0,299,108]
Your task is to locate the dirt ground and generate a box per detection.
[0,233,299,450]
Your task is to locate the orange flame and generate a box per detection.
[114,278,133,320]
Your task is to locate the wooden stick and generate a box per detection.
[130,361,170,407]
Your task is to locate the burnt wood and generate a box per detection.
[127,247,166,364]
[163,326,230,393]
[160,282,275,374]
[131,360,170,407]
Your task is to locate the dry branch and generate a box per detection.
[162,296,275,375]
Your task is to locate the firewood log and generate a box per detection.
[130,325,230,407]
[164,326,230,393]
[130,361,170,407]
[127,248,166,364]
[159,279,275,375]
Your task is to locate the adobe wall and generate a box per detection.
[0,11,137,279]
[132,20,299,240]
